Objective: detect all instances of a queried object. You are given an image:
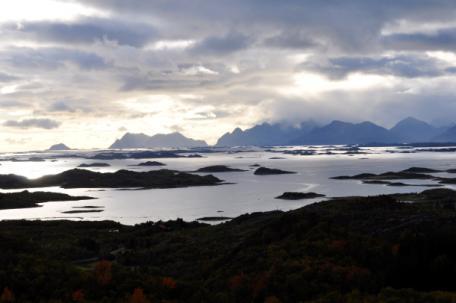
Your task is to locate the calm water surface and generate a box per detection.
[0,146,455,224]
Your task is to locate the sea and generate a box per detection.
[0,145,454,225]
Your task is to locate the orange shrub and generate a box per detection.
[0,288,14,302]
[129,288,149,303]
[72,289,85,302]
[161,277,177,289]
[95,260,112,286]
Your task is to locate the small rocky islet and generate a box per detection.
[254,166,296,175]
[195,165,246,173]
[275,192,326,200]
[78,162,111,168]
[134,161,166,166]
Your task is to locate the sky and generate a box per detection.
[1,0,456,150]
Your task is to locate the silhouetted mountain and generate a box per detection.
[216,121,316,146]
[390,117,439,143]
[433,125,456,142]
[110,132,208,149]
[291,121,398,145]
[48,143,70,151]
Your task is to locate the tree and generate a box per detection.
[72,289,85,302]
[0,288,14,302]
[129,288,149,303]
[95,260,112,286]
[161,277,177,289]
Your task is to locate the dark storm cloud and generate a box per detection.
[263,31,319,50]
[71,0,456,52]
[120,74,215,91]
[189,32,252,55]
[3,18,157,47]
[3,118,61,129]
[46,100,93,113]
[48,101,76,112]
[383,28,456,51]
[302,55,449,79]
[1,47,109,70]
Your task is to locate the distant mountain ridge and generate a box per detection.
[216,117,455,146]
[110,118,456,149]
[48,143,71,151]
[433,125,456,142]
[110,132,208,149]
[216,121,317,146]
[291,121,398,145]
[390,117,440,143]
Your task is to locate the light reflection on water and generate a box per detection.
[0,146,455,225]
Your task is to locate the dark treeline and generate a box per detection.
[3,189,456,302]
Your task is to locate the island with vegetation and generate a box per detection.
[134,161,166,167]
[0,190,94,210]
[0,169,223,189]
[254,166,296,175]
[195,165,246,173]
[275,192,325,200]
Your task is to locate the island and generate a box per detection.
[195,165,246,173]
[0,169,223,189]
[332,167,456,186]
[134,161,166,166]
[196,216,233,222]
[275,192,325,200]
[61,209,104,214]
[0,190,94,210]
[254,166,296,175]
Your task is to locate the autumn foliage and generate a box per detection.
[95,260,112,286]
[129,288,149,303]
[264,296,282,303]
[72,289,85,302]
[229,273,245,290]
[0,288,14,302]
[161,277,177,289]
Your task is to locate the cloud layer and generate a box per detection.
[1,0,456,150]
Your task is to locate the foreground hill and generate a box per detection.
[110,132,208,149]
[3,189,456,302]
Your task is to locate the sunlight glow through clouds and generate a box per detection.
[147,40,195,51]
[280,72,395,97]
[0,0,107,22]
[119,95,176,114]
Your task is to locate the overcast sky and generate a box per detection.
[1,0,456,150]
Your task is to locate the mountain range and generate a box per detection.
[216,121,317,146]
[110,132,208,149]
[216,117,455,146]
[109,117,456,149]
